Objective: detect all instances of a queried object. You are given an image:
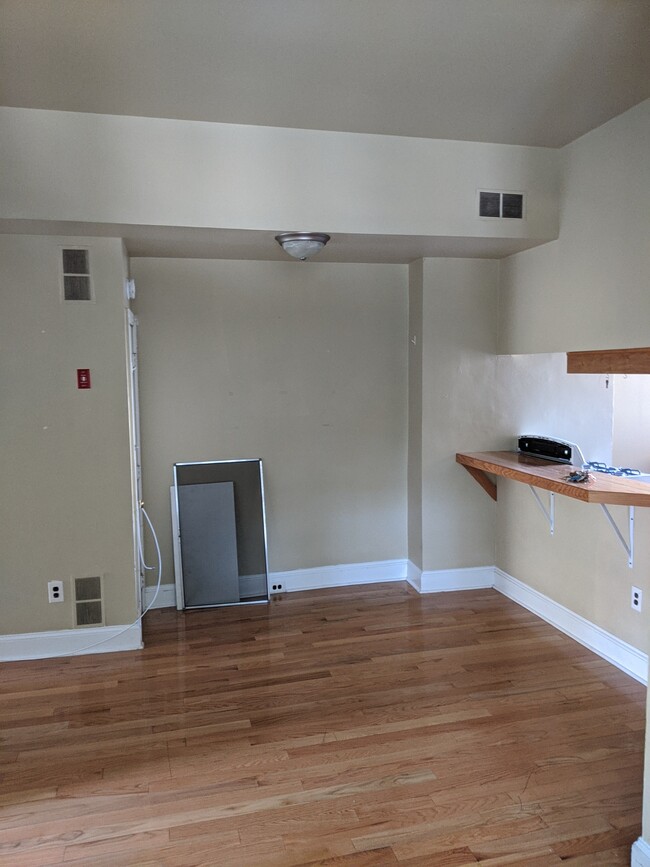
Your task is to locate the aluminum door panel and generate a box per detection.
[178,481,239,606]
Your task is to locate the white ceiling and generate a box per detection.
[1,1,648,261]
[2,0,648,148]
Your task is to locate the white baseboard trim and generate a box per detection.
[406,560,422,592]
[494,568,648,685]
[632,837,650,867]
[144,583,177,610]
[0,622,143,662]
[272,559,407,593]
[420,565,495,594]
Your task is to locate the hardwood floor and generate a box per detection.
[0,583,645,866]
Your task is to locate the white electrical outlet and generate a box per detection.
[631,586,642,612]
[48,580,64,603]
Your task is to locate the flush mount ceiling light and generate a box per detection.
[275,232,331,261]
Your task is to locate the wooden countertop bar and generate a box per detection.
[456,451,650,507]
[567,347,650,374]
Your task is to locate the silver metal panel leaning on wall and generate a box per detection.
[172,459,270,609]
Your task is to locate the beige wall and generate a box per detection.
[494,99,650,650]
[0,107,559,242]
[0,235,137,634]
[499,99,649,354]
[612,375,650,470]
[419,258,500,571]
[497,483,650,652]
[488,350,648,645]
[407,261,423,570]
[131,258,408,584]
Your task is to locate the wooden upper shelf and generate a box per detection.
[567,347,650,374]
[456,451,650,507]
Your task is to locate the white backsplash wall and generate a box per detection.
[495,352,613,465]
[612,374,650,472]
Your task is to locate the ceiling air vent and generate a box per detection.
[74,576,104,627]
[478,191,524,219]
[61,248,92,301]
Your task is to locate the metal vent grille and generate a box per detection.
[62,248,92,301]
[74,576,104,627]
[478,191,524,219]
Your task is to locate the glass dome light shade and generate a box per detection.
[275,232,331,261]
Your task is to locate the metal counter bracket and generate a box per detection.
[457,453,647,569]
[529,486,555,535]
[600,504,635,568]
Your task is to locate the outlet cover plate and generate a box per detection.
[48,580,64,603]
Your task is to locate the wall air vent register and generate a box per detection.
[73,576,104,626]
[478,191,524,219]
[61,248,92,301]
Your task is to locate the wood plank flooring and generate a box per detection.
[0,583,645,866]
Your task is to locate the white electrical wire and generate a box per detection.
[139,506,163,616]
[138,505,158,572]
[18,506,162,661]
